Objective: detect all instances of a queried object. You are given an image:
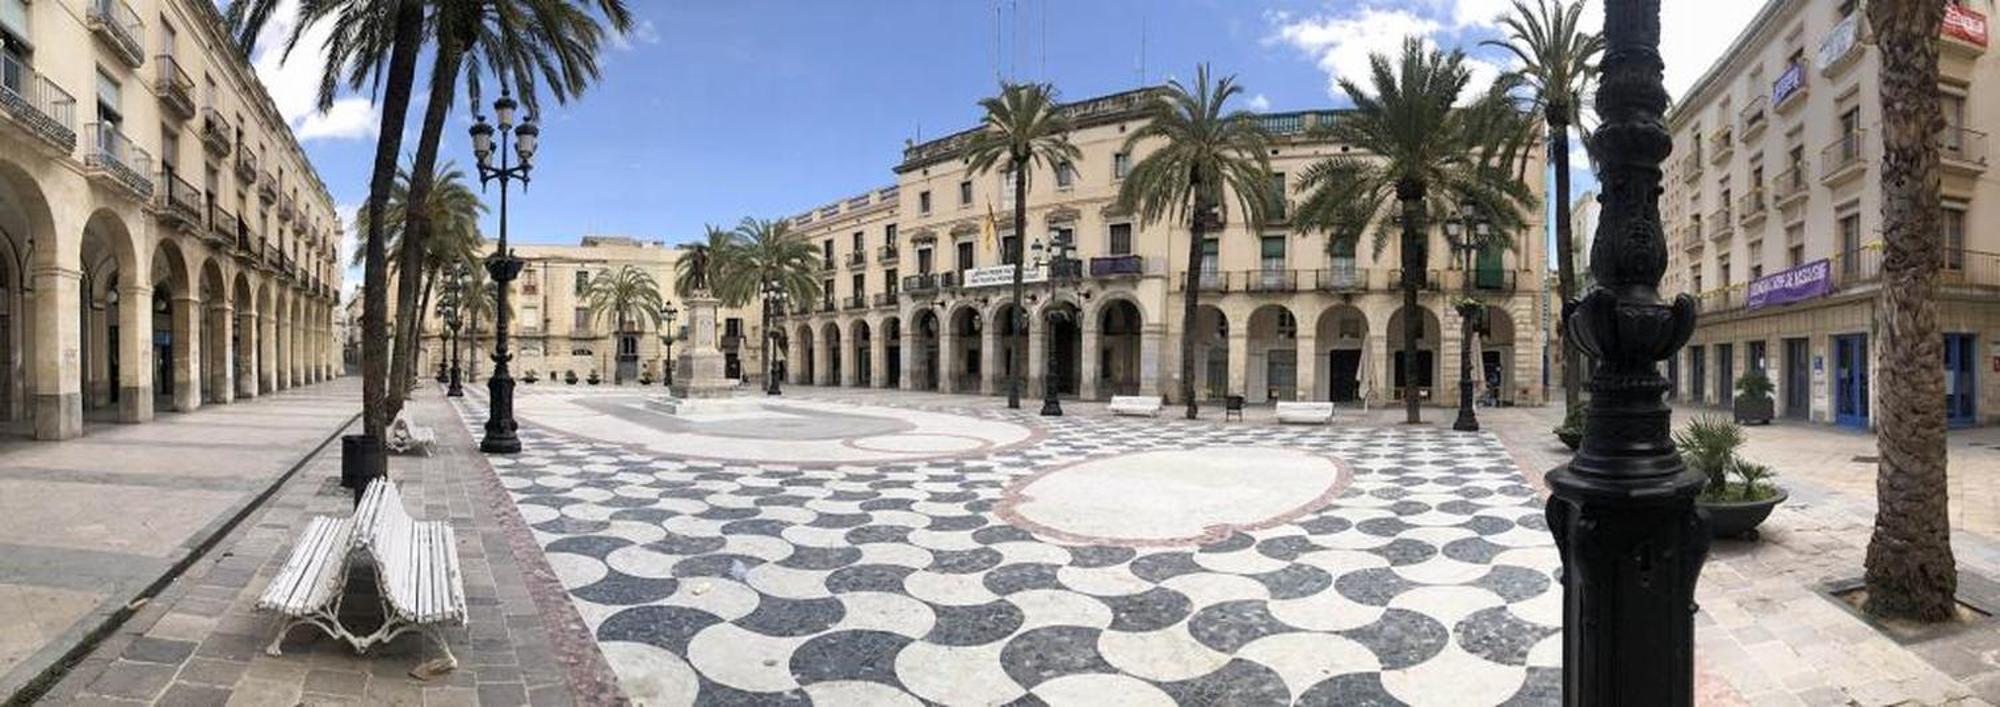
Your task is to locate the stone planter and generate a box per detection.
[1734,395,1775,425]
[1700,488,1788,539]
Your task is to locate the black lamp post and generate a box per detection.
[1545,1,1709,703]
[469,90,535,454]
[763,281,786,396]
[1445,204,1486,433]
[443,266,466,398]
[660,303,678,387]
[1031,232,1075,417]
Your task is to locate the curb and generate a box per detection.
[3,408,363,707]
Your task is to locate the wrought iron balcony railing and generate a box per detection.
[155,169,202,229]
[154,55,196,120]
[1819,130,1867,183]
[83,123,154,200]
[199,108,231,156]
[0,53,78,153]
[1772,167,1810,206]
[235,147,259,183]
[878,245,899,263]
[1736,187,1768,224]
[1087,254,1145,278]
[1941,126,1988,172]
[85,0,146,68]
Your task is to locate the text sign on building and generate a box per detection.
[1943,4,1989,47]
[1816,13,1861,71]
[1772,62,1806,105]
[960,264,1047,289]
[1747,258,1833,310]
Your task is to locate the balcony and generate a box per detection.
[199,109,231,157]
[1819,130,1867,185]
[847,250,866,267]
[258,171,278,202]
[819,257,837,273]
[1738,95,1769,142]
[1467,269,1518,293]
[1708,207,1733,241]
[843,294,868,311]
[1941,3,1989,57]
[208,203,238,248]
[903,273,941,292]
[1314,265,1372,292]
[154,55,196,121]
[1819,13,1865,78]
[1708,128,1734,164]
[154,170,201,231]
[1941,126,1988,174]
[1387,269,1443,291]
[85,0,146,68]
[1676,150,1702,182]
[1680,223,1704,254]
[878,245,900,263]
[872,292,898,308]
[1737,187,1768,226]
[235,148,259,184]
[1696,285,1750,315]
[1772,167,1810,208]
[1088,254,1145,278]
[83,124,154,201]
[1239,269,1300,293]
[278,193,296,223]
[0,55,78,155]
[1772,62,1809,113]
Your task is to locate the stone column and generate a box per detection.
[1297,333,1318,402]
[117,282,153,422]
[1027,319,1047,397]
[939,327,958,393]
[1078,321,1101,401]
[237,306,259,399]
[208,300,234,404]
[87,305,109,407]
[290,313,304,387]
[259,310,276,394]
[871,324,891,388]
[31,267,83,439]
[1226,329,1250,401]
[980,322,1000,395]
[1139,325,1164,397]
[1369,334,1391,407]
[900,320,920,391]
[172,294,201,412]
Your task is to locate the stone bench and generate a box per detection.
[1275,401,1336,425]
[1108,395,1163,417]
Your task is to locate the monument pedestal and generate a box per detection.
[671,296,734,399]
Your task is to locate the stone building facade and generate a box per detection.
[774,87,1552,407]
[1661,0,1997,427]
[0,0,344,439]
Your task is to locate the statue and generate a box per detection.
[687,244,710,294]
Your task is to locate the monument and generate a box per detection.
[670,294,733,399]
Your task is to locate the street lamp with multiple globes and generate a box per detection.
[468,90,536,454]
[1545,0,1710,702]
[1030,231,1077,417]
[762,281,787,395]
[659,303,678,387]
[1443,203,1489,433]
[440,262,467,398]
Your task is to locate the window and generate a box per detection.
[956,240,975,270]
[1055,161,1074,188]
[1943,204,1966,270]
[851,273,865,298]
[958,180,973,206]
[1748,241,1764,280]
[1788,243,1804,268]
[1718,253,1731,287]
[1108,223,1133,255]
[821,279,834,309]
[725,318,743,338]
[1000,168,1016,203]
[204,75,217,109]
[1199,238,1219,286]
[1259,234,1285,272]
[1690,266,1703,293]
[822,239,834,264]
[160,125,179,175]
[573,307,591,330]
[919,190,932,214]
[160,20,177,58]
[1943,94,1967,156]
[1113,152,1131,180]
[574,270,590,294]
[917,247,934,275]
[0,0,30,47]
[1838,212,1862,275]
[851,230,864,252]
[885,223,898,244]
[96,69,124,132]
[1275,311,1298,340]
[1002,234,1020,265]
[1268,172,1287,221]
[885,269,899,294]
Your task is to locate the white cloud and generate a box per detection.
[247,0,379,143]
[609,18,660,51]
[1451,0,1516,29]
[1246,93,1272,112]
[1269,7,1442,97]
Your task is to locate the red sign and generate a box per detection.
[1944,4,1989,47]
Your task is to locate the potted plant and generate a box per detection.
[1733,367,1776,425]
[564,370,578,385]
[523,370,539,384]
[1554,406,1584,450]
[638,370,654,386]
[1676,415,1787,539]
[587,370,602,385]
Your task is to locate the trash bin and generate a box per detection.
[341,434,385,506]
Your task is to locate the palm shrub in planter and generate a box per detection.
[638,371,654,386]
[523,370,539,384]
[587,370,602,385]
[1554,406,1584,450]
[564,370,578,385]
[1675,415,1787,538]
[1733,367,1776,425]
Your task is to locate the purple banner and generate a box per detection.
[1747,258,1832,310]
[1772,62,1806,105]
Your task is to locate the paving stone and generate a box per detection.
[121,636,199,665]
[156,681,235,707]
[84,660,178,701]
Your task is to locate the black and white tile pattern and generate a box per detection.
[458,397,1561,706]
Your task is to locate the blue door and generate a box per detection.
[1834,334,1869,428]
[1945,333,1976,427]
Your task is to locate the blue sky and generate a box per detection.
[252,1,1762,292]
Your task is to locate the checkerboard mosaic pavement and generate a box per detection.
[453,392,1562,706]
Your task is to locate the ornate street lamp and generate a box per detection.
[660,303,678,387]
[762,281,787,395]
[1545,1,1709,702]
[1444,203,1487,433]
[442,263,467,398]
[469,90,535,454]
[1031,232,1076,417]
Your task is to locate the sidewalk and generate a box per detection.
[0,379,360,702]
[37,387,619,706]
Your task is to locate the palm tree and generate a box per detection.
[228,0,427,446]
[1485,0,1602,416]
[676,225,741,299]
[580,265,666,383]
[1292,39,1539,424]
[1863,0,1956,622]
[365,162,486,389]
[1113,65,1274,419]
[711,217,823,387]
[962,82,1082,409]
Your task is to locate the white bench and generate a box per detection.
[385,415,437,456]
[1108,395,1163,417]
[1275,401,1336,425]
[258,480,466,668]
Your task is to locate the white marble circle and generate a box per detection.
[1002,446,1348,545]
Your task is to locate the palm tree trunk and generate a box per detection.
[1008,161,1027,409]
[360,0,426,444]
[1399,185,1426,424]
[1180,197,1208,420]
[387,40,466,421]
[1863,0,1955,622]
[1550,107,1583,412]
[416,271,435,377]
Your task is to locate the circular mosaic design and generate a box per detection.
[998,446,1352,546]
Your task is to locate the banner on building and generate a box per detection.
[1747,258,1833,310]
[960,264,1047,289]
[1944,4,1989,47]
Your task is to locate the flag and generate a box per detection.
[982,204,998,251]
